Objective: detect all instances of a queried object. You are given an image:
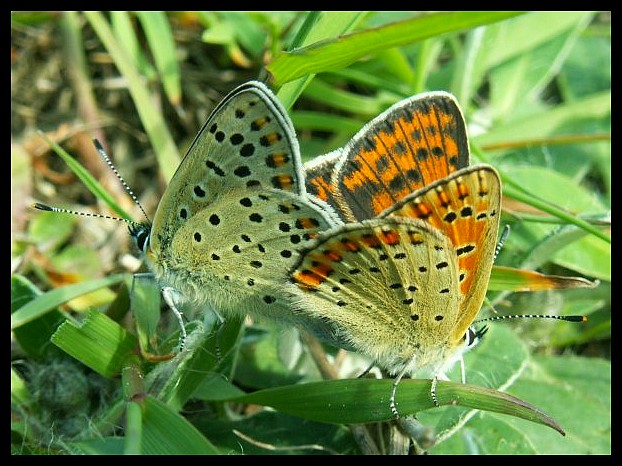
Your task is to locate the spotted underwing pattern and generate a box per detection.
[133,81,341,325]
[291,165,501,377]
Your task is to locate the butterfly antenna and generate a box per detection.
[32,202,143,227]
[93,139,151,224]
[485,226,589,326]
[475,314,587,325]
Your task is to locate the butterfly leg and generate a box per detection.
[204,307,226,363]
[430,375,439,407]
[162,287,188,352]
[430,369,453,407]
[391,371,438,452]
[389,367,409,419]
[459,356,466,384]
[357,362,375,379]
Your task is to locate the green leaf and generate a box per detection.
[205,328,566,437]
[135,11,181,106]
[429,355,610,454]
[220,377,564,435]
[50,310,137,377]
[139,396,220,454]
[11,275,65,358]
[11,274,126,330]
[269,12,524,86]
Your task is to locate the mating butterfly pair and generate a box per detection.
[132,82,500,387]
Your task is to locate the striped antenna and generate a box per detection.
[31,139,149,228]
[32,202,142,227]
[92,139,150,224]
[473,313,587,344]
[475,314,587,325]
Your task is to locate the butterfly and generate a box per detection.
[292,165,501,379]
[127,80,343,344]
[290,92,502,413]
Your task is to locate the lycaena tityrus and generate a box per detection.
[35,81,343,348]
[292,92,502,414]
[292,165,501,409]
[297,91,585,418]
[130,81,346,342]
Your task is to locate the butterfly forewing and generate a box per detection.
[331,92,470,222]
[381,165,502,344]
[150,82,307,256]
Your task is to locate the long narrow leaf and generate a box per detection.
[136,11,181,106]
[11,274,126,330]
[269,12,525,85]
[84,11,180,182]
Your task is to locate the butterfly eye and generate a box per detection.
[129,224,151,254]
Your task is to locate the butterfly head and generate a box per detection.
[129,222,152,255]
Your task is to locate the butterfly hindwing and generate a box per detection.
[380,165,501,344]
[290,217,461,375]
[143,81,340,321]
[157,189,335,320]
